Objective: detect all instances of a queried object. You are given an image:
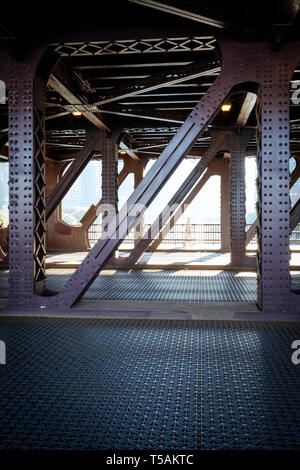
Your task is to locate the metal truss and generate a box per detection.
[122,131,229,265]
[46,125,107,220]
[246,157,300,245]
[123,129,253,266]
[81,162,130,230]
[93,60,220,106]
[6,39,300,314]
[52,37,216,57]
[229,128,255,266]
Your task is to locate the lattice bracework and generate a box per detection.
[7,40,300,314]
[52,37,216,57]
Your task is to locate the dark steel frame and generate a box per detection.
[4,39,300,313]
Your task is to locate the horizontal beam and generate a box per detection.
[48,74,139,159]
[48,74,110,132]
[93,62,220,106]
[52,36,216,57]
[128,0,239,31]
[97,108,185,124]
[75,61,193,70]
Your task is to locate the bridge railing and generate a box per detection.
[88,223,300,248]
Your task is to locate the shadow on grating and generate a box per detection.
[0,317,299,450]
[0,269,257,302]
[1,269,300,302]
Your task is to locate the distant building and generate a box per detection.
[63,161,102,211]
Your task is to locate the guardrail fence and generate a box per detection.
[88,223,300,248]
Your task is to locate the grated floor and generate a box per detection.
[0,317,299,450]
[1,269,257,302]
[1,269,300,302]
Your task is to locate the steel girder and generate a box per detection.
[7,40,300,313]
[246,155,300,245]
[80,162,130,230]
[122,131,231,265]
[101,134,119,238]
[45,126,107,220]
[52,37,216,57]
[7,46,48,302]
[290,199,300,231]
[229,129,255,266]
[123,129,253,265]
[148,157,230,252]
[92,61,220,107]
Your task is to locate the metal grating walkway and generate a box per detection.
[0,269,257,302]
[1,269,300,302]
[0,317,299,450]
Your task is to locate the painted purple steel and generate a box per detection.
[149,168,214,251]
[81,162,130,230]
[101,133,119,260]
[46,126,106,221]
[229,129,255,266]
[149,157,230,252]
[246,155,300,244]
[6,39,300,313]
[7,47,49,300]
[220,158,230,252]
[123,131,231,264]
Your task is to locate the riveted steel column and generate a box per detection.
[220,158,231,252]
[257,74,292,312]
[102,134,118,252]
[8,50,47,304]
[229,132,252,266]
[133,159,146,247]
[30,41,300,310]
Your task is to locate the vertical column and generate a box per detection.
[133,159,146,247]
[257,75,292,312]
[220,158,231,252]
[33,75,46,294]
[8,54,46,305]
[229,136,247,266]
[102,134,118,255]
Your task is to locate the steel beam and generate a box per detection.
[246,156,300,245]
[145,157,230,253]
[7,47,48,303]
[80,162,130,230]
[93,61,220,107]
[48,73,139,159]
[235,92,257,127]
[13,40,300,314]
[43,77,231,306]
[123,133,228,264]
[52,36,216,57]
[48,74,110,132]
[290,198,300,231]
[220,158,231,252]
[45,126,106,220]
[101,135,119,238]
[229,129,255,266]
[128,0,239,31]
[146,163,217,252]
